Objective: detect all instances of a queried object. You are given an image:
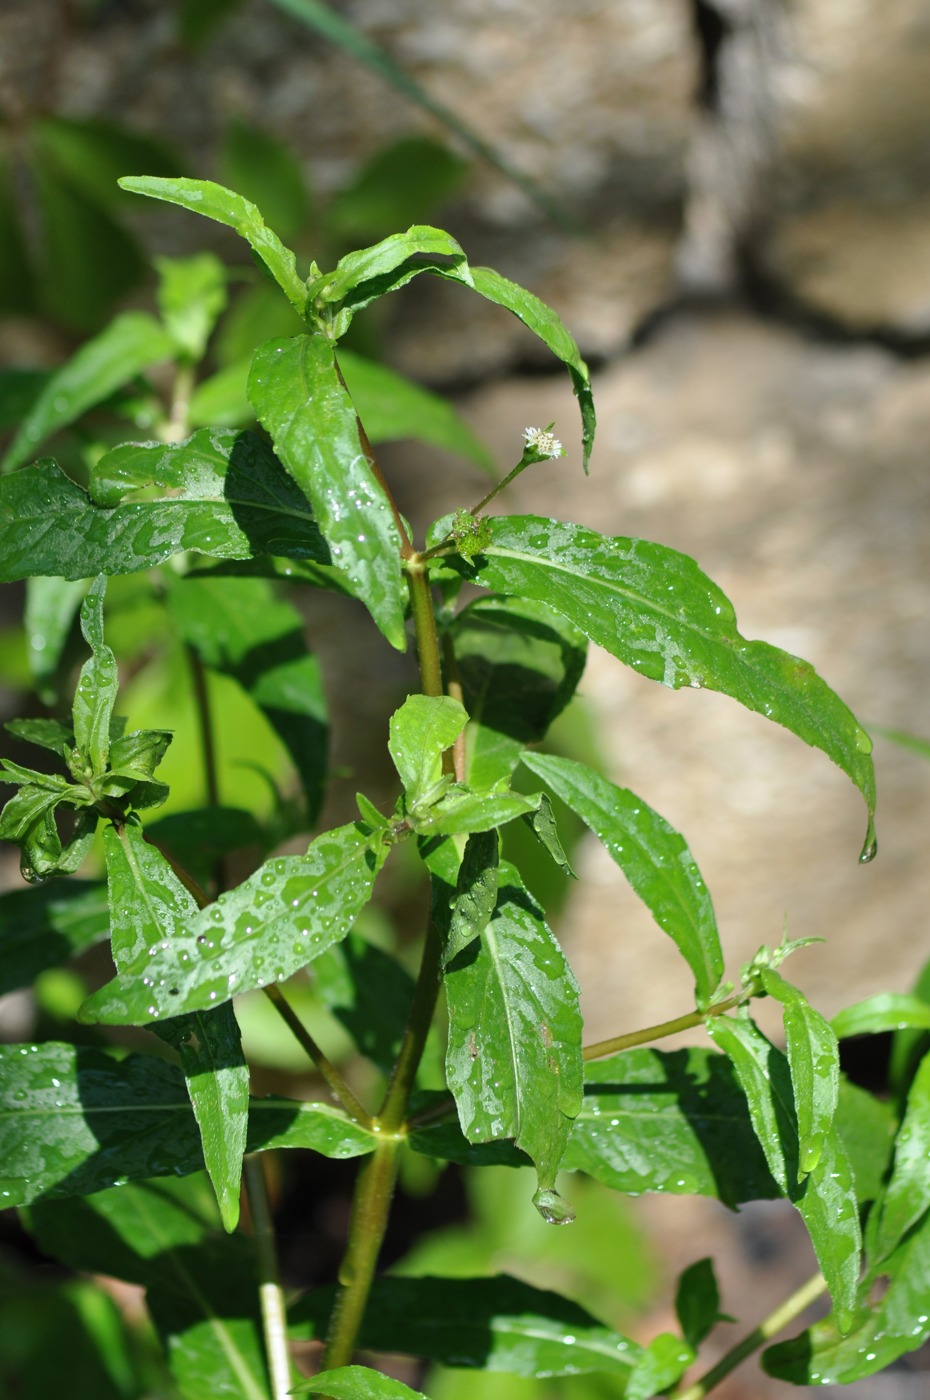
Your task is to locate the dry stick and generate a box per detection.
[670,1272,828,1400]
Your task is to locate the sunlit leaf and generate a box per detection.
[72,576,117,776]
[389,694,467,804]
[292,1367,428,1398]
[156,252,228,362]
[248,334,406,648]
[626,1333,695,1400]
[760,968,839,1177]
[871,1051,930,1264]
[832,993,930,1039]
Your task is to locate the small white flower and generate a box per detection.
[522,425,564,459]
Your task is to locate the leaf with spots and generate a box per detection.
[103,821,249,1231]
[443,860,583,1199]
[79,822,389,1025]
[451,516,876,860]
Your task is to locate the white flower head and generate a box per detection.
[522,424,564,460]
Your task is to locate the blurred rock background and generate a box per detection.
[1,2,929,1396]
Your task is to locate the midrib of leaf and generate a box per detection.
[131,1189,269,1400]
[483,916,521,1136]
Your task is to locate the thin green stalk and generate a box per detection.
[671,1272,828,1400]
[262,983,372,1127]
[405,562,444,698]
[244,1155,293,1400]
[321,1139,402,1369]
[583,995,744,1062]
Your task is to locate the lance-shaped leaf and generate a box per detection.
[293,1369,427,1399]
[2,311,175,472]
[450,596,587,789]
[288,1275,642,1379]
[412,784,539,838]
[434,266,595,470]
[523,751,722,1008]
[0,1042,376,1208]
[389,694,467,803]
[248,334,406,648]
[0,432,331,582]
[0,880,108,995]
[707,1015,861,1322]
[167,573,328,820]
[312,933,415,1075]
[871,1051,930,1264]
[27,1174,271,1400]
[760,967,839,1177]
[453,517,876,858]
[675,1258,725,1351]
[72,576,118,777]
[832,992,930,1039]
[24,575,86,703]
[103,822,249,1231]
[444,861,583,1197]
[307,225,472,334]
[79,822,388,1024]
[146,807,265,889]
[764,1207,930,1387]
[442,830,499,967]
[4,717,75,759]
[338,349,495,474]
[561,1046,779,1207]
[119,175,308,315]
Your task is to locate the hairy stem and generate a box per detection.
[671,1272,828,1400]
[244,1155,293,1400]
[583,995,744,1062]
[262,983,372,1126]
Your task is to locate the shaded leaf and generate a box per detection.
[451,595,587,789]
[156,252,228,362]
[248,334,406,647]
[707,1015,860,1322]
[444,861,582,1192]
[288,1275,642,1378]
[872,1051,930,1263]
[454,516,876,856]
[119,175,307,315]
[328,135,468,240]
[0,1042,376,1208]
[23,575,86,703]
[220,117,309,241]
[442,830,499,967]
[145,806,265,888]
[167,572,328,819]
[4,717,74,760]
[0,431,330,582]
[0,154,36,315]
[675,1258,723,1351]
[523,751,722,1007]
[34,115,180,213]
[312,933,415,1075]
[2,312,174,472]
[79,822,388,1023]
[0,880,108,996]
[832,1078,896,1205]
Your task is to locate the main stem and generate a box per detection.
[323,550,448,1368]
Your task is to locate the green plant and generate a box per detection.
[1,174,929,1400]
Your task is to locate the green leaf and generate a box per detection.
[312,933,415,1075]
[763,1206,930,1386]
[389,694,468,804]
[220,117,309,241]
[0,153,36,314]
[4,717,74,760]
[0,1042,376,1207]
[626,1333,695,1400]
[832,992,930,1039]
[26,1174,271,1400]
[872,1051,930,1263]
[2,312,175,472]
[34,115,180,213]
[872,724,930,760]
[460,266,595,472]
[520,791,576,878]
[450,596,587,789]
[188,359,255,427]
[442,830,499,967]
[167,573,328,819]
[328,136,468,241]
[248,334,406,648]
[522,752,723,1008]
[119,175,308,315]
[145,806,265,888]
[761,967,840,1177]
[707,1015,861,1322]
[78,822,388,1024]
[292,1366,428,1398]
[0,432,330,582]
[307,225,471,334]
[0,881,108,995]
[156,252,228,362]
[71,576,117,776]
[0,369,48,430]
[289,1275,642,1378]
[413,785,539,838]
[454,517,876,857]
[444,861,583,1194]
[103,823,249,1231]
[561,1046,779,1207]
[338,348,495,474]
[23,576,86,703]
[675,1258,723,1350]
